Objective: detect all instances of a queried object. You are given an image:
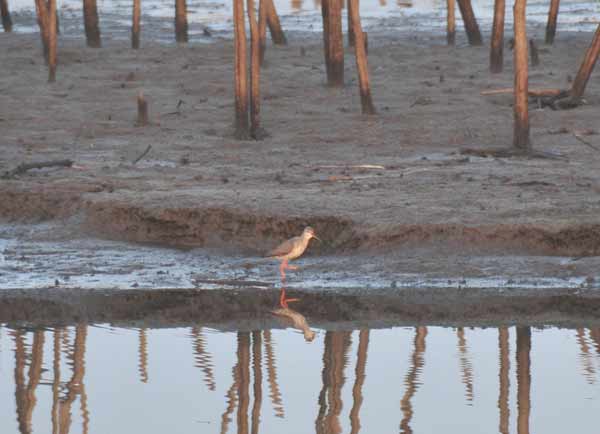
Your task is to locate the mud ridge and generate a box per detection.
[2,184,600,255]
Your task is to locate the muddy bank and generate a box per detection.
[2,287,600,328]
[2,30,600,256]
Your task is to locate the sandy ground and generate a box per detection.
[2,26,600,258]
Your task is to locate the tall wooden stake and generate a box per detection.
[457,0,482,46]
[83,0,101,48]
[132,0,141,49]
[545,0,559,45]
[322,0,344,87]
[446,0,455,45]
[1,0,12,32]
[35,0,50,62]
[175,0,188,43]
[247,0,262,138]
[490,0,505,73]
[347,0,355,47]
[265,0,286,45]
[258,0,267,65]
[513,0,530,151]
[234,0,249,139]
[48,0,57,82]
[570,24,600,101]
[349,0,375,114]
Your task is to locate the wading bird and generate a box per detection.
[268,226,321,280]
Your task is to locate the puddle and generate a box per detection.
[2,224,600,291]
[1,323,599,433]
[5,0,600,41]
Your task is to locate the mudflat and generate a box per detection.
[1,27,600,255]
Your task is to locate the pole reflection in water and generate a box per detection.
[2,324,600,434]
[497,327,510,434]
[251,331,263,434]
[456,327,474,403]
[516,326,531,434]
[399,326,427,434]
[349,330,369,434]
[191,327,217,391]
[264,329,285,419]
[138,328,149,383]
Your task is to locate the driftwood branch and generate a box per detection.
[1,159,73,179]
[132,145,152,164]
[481,87,566,97]
[573,134,600,152]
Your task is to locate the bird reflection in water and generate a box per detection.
[272,296,317,342]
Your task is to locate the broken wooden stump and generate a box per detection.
[1,0,12,32]
[175,0,188,43]
[490,0,505,73]
[48,0,57,82]
[136,91,149,126]
[349,0,375,115]
[233,0,249,139]
[446,0,455,45]
[529,39,539,66]
[545,0,559,45]
[457,0,482,46]
[322,0,344,87]
[247,0,264,139]
[83,0,101,48]
[513,0,530,151]
[132,0,141,49]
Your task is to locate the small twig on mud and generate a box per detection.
[312,164,386,170]
[573,134,600,152]
[132,145,152,164]
[480,88,565,97]
[460,147,567,161]
[1,159,74,179]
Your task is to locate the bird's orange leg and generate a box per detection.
[279,260,287,280]
[279,287,299,308]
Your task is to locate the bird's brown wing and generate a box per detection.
[267,237,297,258]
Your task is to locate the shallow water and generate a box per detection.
[1,323,599,434]
[6,0,600,40]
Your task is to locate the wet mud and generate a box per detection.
[2,286,600,328]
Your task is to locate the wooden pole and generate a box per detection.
[175,0,188,43]
[323,0,344,87]
[234,0,249,139]
[545,0,559,45]
[456,0,482,46]
[83,0,101,48]
[265,0,286,45]
[347,0,355,47]
[1,0,12,32]
[132,0,141,49]
[137,91,149,126]
[48,0,57,82]
[35,0,50,62]
[529,39,539,66]
[513,0,530,151]
[570,24,600,101]
[258,0,267,65]
[349,0,375,114]
[490,0,505,73]
[247,0,262,138]
[446,0,455,45]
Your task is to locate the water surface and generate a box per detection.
[1,323,599,433]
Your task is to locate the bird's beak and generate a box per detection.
[313,234,322,242]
